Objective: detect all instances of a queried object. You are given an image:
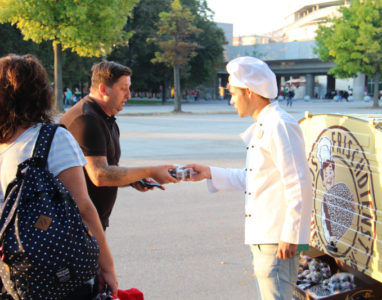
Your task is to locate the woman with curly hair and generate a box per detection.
[0,54,118,299]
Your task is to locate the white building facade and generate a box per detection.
[219,0,368,100]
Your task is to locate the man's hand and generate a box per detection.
[150,165,180,184]
[183,164,211,181]
[130,181,148,192]
[131,178,165,191]
[277,241,297,259]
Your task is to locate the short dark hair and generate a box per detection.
[0,54,53,143]
[91,60,132,89]
[320,160,335,180]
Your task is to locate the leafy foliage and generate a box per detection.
[148,0,203,111]
[0,23,97,91]
[108,0,172,94]
[148,0,202,67]
[0,0,139,57]
[0,0,139,111]
[109,0,225,94]
[315,0,382,105]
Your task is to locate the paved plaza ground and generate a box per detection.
[106,98,381,300]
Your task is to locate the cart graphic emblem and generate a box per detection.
[308,125,376,272]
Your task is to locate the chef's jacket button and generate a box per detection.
[248,192,252,195]
[249,169,252,171]
[251,145,254,148]
[249,214,252,217]
[246,146,249,150]
[244,191,247,194]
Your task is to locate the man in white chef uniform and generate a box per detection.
[185,56,312,300]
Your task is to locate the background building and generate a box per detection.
[217,0,367,100]
[274,0,349,42]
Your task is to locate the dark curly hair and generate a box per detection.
[0,54,54,143]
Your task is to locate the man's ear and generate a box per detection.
[99,83,108,96]
[246,88,256,98]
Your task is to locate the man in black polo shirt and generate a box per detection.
[60,61,178,230]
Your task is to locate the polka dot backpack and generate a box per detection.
[0,124,99,299]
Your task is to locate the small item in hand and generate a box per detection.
[169,166,194,180]
[137,179,162,188]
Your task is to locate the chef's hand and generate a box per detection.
[183,164,211,181]
[277,242,297,260]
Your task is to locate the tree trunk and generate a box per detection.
[373,71,380,108]
[162,77,169,104]
[173,64,182,112]
[53,42,64,113]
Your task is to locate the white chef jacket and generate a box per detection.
[207,102,312,245]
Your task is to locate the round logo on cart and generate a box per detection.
[308,125,376,271]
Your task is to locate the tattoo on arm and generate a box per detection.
[105,167,128,182]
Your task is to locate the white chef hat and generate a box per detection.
[317,137,332,165]
[226,56,278,99]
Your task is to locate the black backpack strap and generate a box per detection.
[31,124,62,167]
[4,124,62,191]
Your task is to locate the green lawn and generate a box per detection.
[126,98,176,105]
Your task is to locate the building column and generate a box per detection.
[306,73,314,98]
[353,72,365,101]
[327,75,335,95]
[276,75,281,97]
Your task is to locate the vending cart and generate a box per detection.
[293,113,382,299]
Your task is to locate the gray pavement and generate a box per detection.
[121,98,381,118]
[107,99,381,300]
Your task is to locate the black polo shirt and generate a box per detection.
[60,96,121,229]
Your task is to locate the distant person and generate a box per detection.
[64,87,72,107]
[185,56,312,300]
[287,89,294,107]
[283,86,288,99]
[194,89,200,101]
[82,86,88,98]
[74,87,82,104]
[335,90,342,102]
[60,60,178,230]
[343,90,349,102]
[225,86,232,105]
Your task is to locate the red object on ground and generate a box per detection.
[111,288,144,300]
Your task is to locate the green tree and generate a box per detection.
[148,0,202,112]
[109,0,171,102]
[108,0,225,102]
[0,0,138,111]
[186,1,225,89]
[315,0,382,107]
[0,23,53,75]
[0,23,98,91]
